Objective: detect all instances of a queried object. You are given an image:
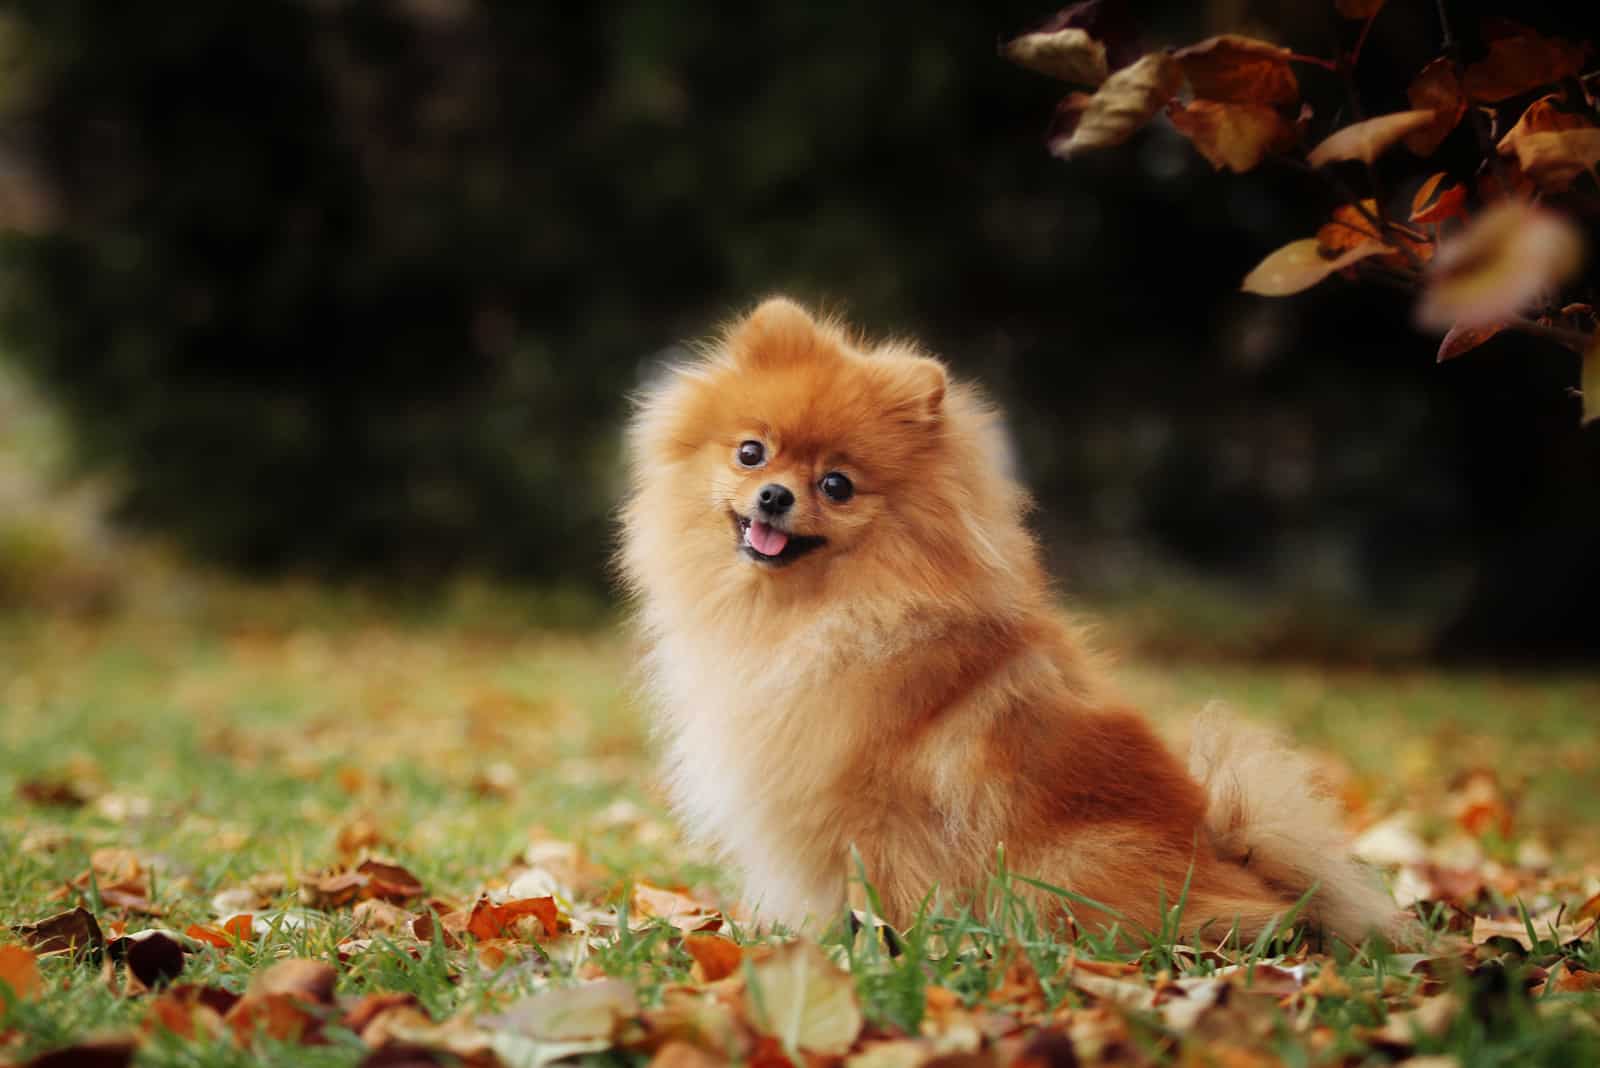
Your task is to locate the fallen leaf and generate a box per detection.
[143,984,237,1040]
[632,883,722,933]
[224,992,324,1045]
[1365,994,1458,1052]
[467,896,560,941]
[1173,35,1298,107]
[747,941,863,1056]
[1002,26,1108,87]
[1462,22,1590,103]
[357,859,426,903]
[1308,110,1438,167]
[302,870,370,908]
[485,978,638,1041]
[125,930,186,988]
[683,932,743,982]
[1437,322,1509,362]
[343,991,423,1041]
[1405,59,1465,156]
[0,944,42,1000]
[1048,53,1182,158]
[1241,239,1389,296]
[250,957,337,1004]
[1416,201,1586,330]
[15,907,105,960]
[651,1040,732,1068]
[1165,100,1290,172]
[1471,911,1587,950]
[16,779,89,807]
[21,1035,140,1068]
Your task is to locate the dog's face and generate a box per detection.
[625,298,956,601]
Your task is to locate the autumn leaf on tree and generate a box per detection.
[1462,20,1590,103]
[1048,53,1181,158]
[1405,59,1465,156]
[1173,35,1299,107]
[1308,110,1439,167]
[1166,100,1292,173]
[1241,239,1389,296]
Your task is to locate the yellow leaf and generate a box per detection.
[1308,110,1438,166]
[748,941,862,1056]
[1003,26,1108,87]
[1241,239,1388,297]
[1511,130,1600,193]
[1049,53,1182,159]
[1416,201,1586,331]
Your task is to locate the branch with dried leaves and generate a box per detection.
[1003,0,1600,424]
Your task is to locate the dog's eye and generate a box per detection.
[736,440,766,468]
[820,472,854,502]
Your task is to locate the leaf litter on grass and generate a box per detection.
[3,617,1600,1066]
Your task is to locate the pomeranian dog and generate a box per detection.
[619,297,1398,943]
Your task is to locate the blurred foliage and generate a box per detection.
[0,1,1595,656]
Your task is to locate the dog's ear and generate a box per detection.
[880,353,948,426]
[727,297,824,370]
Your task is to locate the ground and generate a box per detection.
[1,599,1598,1067]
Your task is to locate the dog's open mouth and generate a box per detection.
[731,512,827,566]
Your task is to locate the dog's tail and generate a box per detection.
[1188,706,1404,944]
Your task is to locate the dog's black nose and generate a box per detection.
[757,483,795,516]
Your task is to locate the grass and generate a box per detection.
[2,601,1599,1066]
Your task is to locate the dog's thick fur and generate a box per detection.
[618,297,1398,941]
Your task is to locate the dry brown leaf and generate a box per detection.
[357,859,426,903]
[17,1035,140,1067]
[15,907,105,960]
[250,957,337,1004]
[1048,53,1181,158]
[1437,322,1509,362]
[1405,59,1465,156]
[1165,100,1290,173]
[225,992,324,1045]
[1309,110,1438,167]
[484,978,638,1041]
[747,941,863,1056]
[683,932,743,982]
[124,930,186,988]
[0,944,42,1000]
[1416,201,1585,330]
[1583,335,1600,426]
[1241,239,1389,296]
[142,984,237,1040]
[1463,22,1590,103]
[1173,35,1298,106]
[631,883,722,933]
[1002,26,1108,87]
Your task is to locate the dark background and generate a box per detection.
[0,0,1595,659]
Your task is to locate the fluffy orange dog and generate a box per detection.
[619,298,1398,943]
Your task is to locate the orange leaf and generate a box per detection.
[1173,35,1298,106]
[1241,239,1389,296]
[0,944,42,1000]
[1462,23,1590,103]
[1048,53,1182,158]
[1308,110,1438,166]
[1411,177,1468,224]
[683,932,743,982]
[1316,201,1383,253]
[184,924,233,949]
[223,914,255,940]
[225,992,322,1045]
[1405,59,1465,156]
[1437,322,1508,361]
[1165,100,1291,173]
[1417,201,1586,331]
[249,958,337,1004]
[466,895,560,941]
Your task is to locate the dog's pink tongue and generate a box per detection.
[746,520,789,556]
